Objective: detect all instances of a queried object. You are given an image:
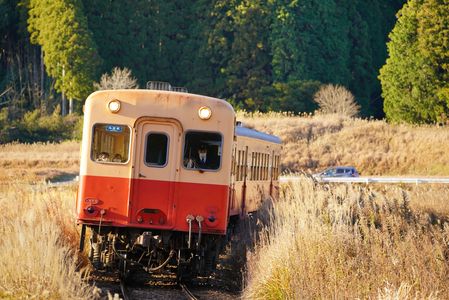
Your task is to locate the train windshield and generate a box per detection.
[91,124,131,163]
[183,131,222,170]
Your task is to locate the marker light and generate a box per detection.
[198,106,212,120]
[108,99,121,113]
[86,206,95,214]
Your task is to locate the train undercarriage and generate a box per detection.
[80,224,228,282]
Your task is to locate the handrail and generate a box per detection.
[280,176,449,184]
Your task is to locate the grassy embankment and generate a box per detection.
[238,111,449,176]
[243,178,449,299]
[238,112,449,298]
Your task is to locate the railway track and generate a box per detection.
[119,279,130,300]
[180,283,198,300]
[113,278,199,300]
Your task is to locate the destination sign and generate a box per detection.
[105,125,123,133]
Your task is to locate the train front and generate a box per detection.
[76,89,235,279]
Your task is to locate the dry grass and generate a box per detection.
[1,114,449,299]
[0,183,98,299]
[237,111,449,176]
[373,184,449,222]
[3,113,449,178]
[0,141,80,183]
[243,178,449,299]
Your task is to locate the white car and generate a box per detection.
[313,166,360,178]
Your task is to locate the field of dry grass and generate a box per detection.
[2,113,448,180]
[0,141,79,183]
[243,177,449,299]
[1,113,448,299]
[0,183,98,299]
[238,112,449,176]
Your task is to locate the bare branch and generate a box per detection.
[94,67,139,90]
[313,84,360,117]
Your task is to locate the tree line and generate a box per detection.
[3,0,447,130]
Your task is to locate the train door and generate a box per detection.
[130,119,181,228]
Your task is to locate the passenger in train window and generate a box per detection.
[97,152,110,162]
[185,157,198,168]
[112,153,123,162]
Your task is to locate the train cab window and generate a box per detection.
[145,133,169,167]
[92,124,130,163]
[183,131,222,170]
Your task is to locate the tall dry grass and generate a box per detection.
[373,184,449,222]
[243,177,449,299]
[0,141,80,182]
[237,111,449,176]
[0,183,98,299]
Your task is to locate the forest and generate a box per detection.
[1,0,448,142]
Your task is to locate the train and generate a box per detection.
[76,84,282,281]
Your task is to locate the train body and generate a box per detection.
[76,88,281,279]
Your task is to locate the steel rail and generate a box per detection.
[180,283,198,300]
[120,278,131,300]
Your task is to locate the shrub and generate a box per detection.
[314,84,360,117]
[0,108,82,143]
[94,67,139,90]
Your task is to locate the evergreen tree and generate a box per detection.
[155,0,198,85]
[202,0,237,98]
[224,0,273,109]
[181,0,217,95]
[28,0,99,111]
[379,0,449,123]
[0,0,19,88]
[271,0,351,86]
[363,0,405,117]
[417,0,449,115]
[82,0,158,85]
[347,0,373,115]
[262,80,322,113]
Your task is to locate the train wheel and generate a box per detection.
[176,250,194,283]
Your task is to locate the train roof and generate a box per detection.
[235,124,282,144]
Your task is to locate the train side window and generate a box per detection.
[145,133,169,167]
[265,154,270,180]
[263,154,267,180]
[91,124,130,164]
[237,150,243,181]
[183,131,222,171]
[250,152,255,180]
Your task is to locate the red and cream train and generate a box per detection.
[76,86,281,279]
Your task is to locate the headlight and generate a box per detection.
[198,106,212,120]
[108,99,121,113]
